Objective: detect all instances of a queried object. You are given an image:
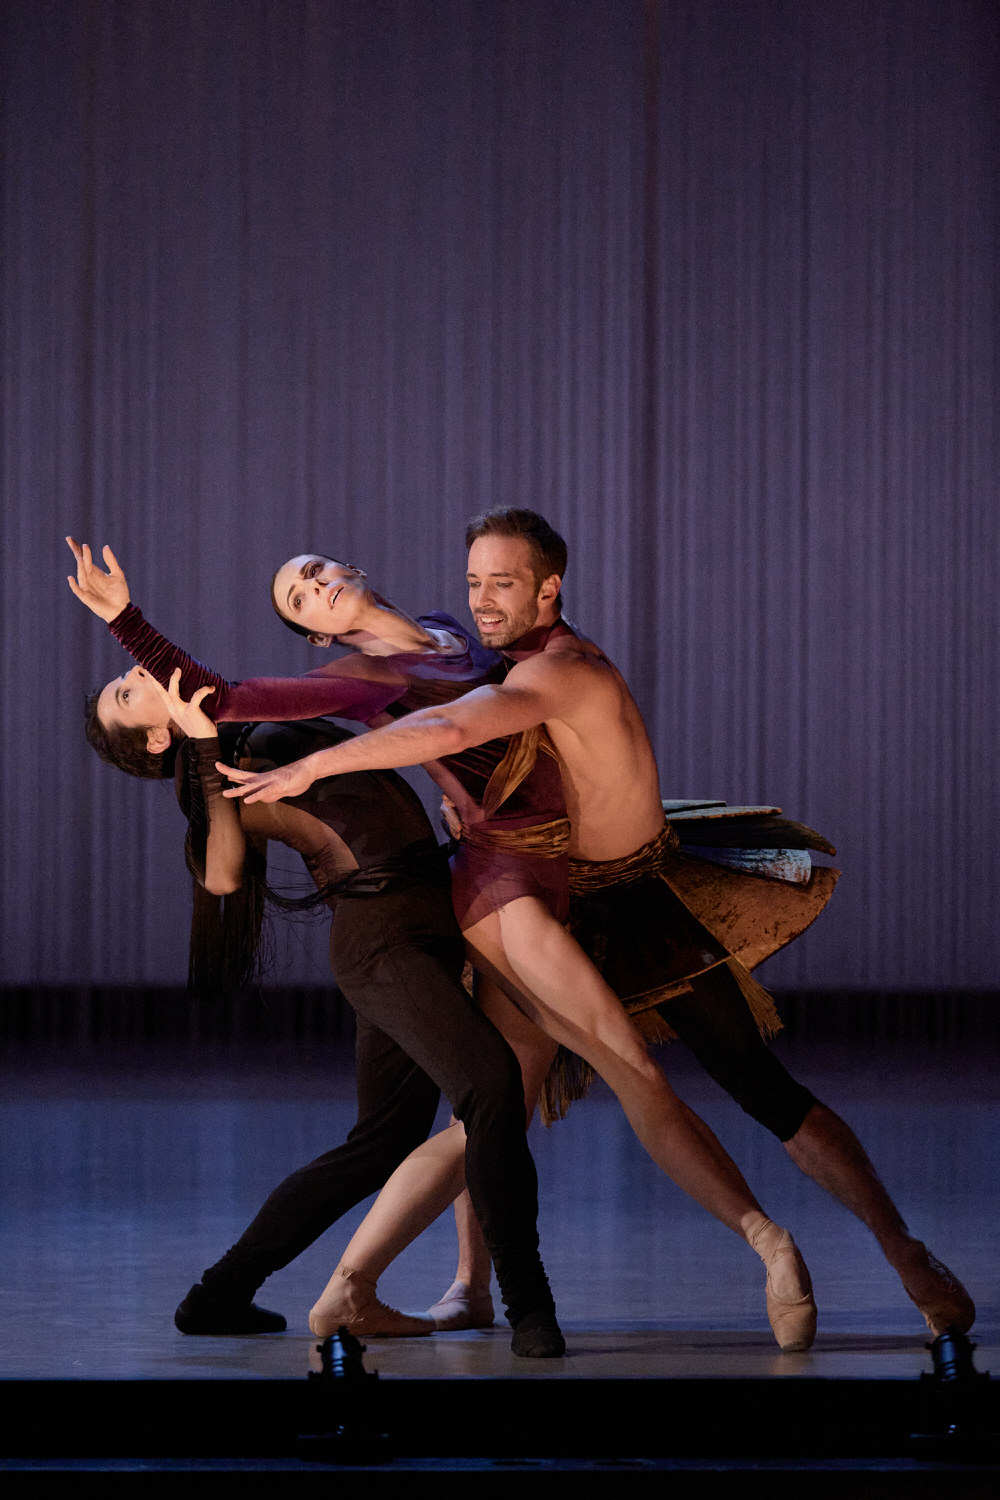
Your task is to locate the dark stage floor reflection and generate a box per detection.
[2,1030,997,1384]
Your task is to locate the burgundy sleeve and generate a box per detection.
[108,604,231,708]
[221,668,405,724]
[107,604,406,724]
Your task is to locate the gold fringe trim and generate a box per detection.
[540,1051,595,1126]
[538,958,782,1127]
[725,955,784,1041]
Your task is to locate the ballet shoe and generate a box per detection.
[750,1221,817,1354]
[898,1246,976,1337]
[174,1282,286,1335]
[427,1279,496,1331]
[308,1265,435,1339]
[510,1308,566,1359]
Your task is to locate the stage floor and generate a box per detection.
[3,1029,996,1387]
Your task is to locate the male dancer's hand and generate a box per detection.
[218,757,319,804]
[65,537,130,621]
[440,794,462,839]
[151,668,218,739]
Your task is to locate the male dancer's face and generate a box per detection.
[466,535,556,648]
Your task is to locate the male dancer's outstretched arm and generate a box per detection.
[219,660,570,802]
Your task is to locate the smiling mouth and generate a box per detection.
[327,585,345,609]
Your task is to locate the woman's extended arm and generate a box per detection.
[66,537,408,723]
[217,668,556,804]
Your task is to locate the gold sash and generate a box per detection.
[460,815,571,859]
[480,725,560,818]
[568,821,681,892]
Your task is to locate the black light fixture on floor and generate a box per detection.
[298,1327,391,1464]
[911,1326,995,1461]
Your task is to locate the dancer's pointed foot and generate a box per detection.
[510,1308,566,1359]
[308,1264,435,1339]
[749,1219,817,1353]
[427,1279,496,1331]
[174,1282,287,1335]
[894,1242,975,1337]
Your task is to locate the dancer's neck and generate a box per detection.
[340,601,462,658]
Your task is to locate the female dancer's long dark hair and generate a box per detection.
[178,723,268,994]
[178,720,358,994]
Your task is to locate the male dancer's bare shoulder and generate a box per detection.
[502,621,666,860]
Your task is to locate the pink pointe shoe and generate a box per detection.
[426,1279,496,1332]
[750,1221,817,1353]
[898,1245,976,1337]
[308,1265,435,1339]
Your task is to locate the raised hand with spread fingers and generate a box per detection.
[65,537,130,622]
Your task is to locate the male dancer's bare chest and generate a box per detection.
[510,628,664,860]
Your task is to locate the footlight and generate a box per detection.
[298,1326,391,1463]
[911,1326,995,1461]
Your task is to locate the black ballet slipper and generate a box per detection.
[174,1281,287,1335]
[510,1308,566,1359]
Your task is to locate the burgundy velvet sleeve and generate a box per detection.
[108,604,230,705]
[221,667,405,724]
[107,604,407,724]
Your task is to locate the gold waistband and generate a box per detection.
[567,821,680,893]
[460,816,571,860]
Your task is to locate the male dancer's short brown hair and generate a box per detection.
[464,508,567,595]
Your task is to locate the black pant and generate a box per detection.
[662,964,817,1142]
[202,879,552,1327]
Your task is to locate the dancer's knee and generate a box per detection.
[663,980,818,1141]
[731,1075,817,1141]
[449,1053,526,1140]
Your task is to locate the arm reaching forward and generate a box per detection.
[220,658,570,803]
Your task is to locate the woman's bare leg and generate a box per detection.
[310,974,557,1338]
[309,1124,467,1335]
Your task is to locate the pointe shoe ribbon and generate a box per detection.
[309,1265,435,1339]
[426,1280,496,1332]
[750,1221,817,1354]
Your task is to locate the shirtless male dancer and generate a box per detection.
[223,509,975,1342]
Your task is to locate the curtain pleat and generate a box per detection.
[2,0,995,986]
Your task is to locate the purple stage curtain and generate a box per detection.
[2,0,996,988]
